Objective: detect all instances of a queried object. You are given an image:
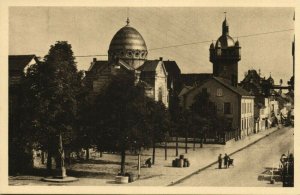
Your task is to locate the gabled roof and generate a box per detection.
[118,59,134,71]
[213,77,253,97]
[87,60,108,72]
[137,60,160,72]
[179,76,253,98]
[138,60,167,75]
[163,60,181,75]
[180,73,212,86]
[87,59,135,73]
[9,55,37,71]
[178,85,193,97]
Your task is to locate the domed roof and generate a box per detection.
[215,35,235,49]
[109,22,147,52]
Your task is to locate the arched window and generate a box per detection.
[135,51,139,58]
[127,51,133,57]
[158,87,163,102]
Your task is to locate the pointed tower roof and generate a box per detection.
[222,12,229,35]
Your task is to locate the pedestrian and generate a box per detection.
[224,153,229,168]
[145,158,152,168]
[218,154,222,169]
[280,154,287,168]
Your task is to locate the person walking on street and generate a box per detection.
[224,153,229,168]
[218,154,222,169]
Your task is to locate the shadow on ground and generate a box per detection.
[10,168,115,179]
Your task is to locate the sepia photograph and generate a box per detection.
[1,0,298,194]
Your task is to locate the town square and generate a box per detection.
[2,3,296,192]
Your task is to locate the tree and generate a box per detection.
[21,41,80,176]
[72,71,95,161]
[146,101,170,164]
[93,73,154,175]
[190,91,215,144]
[9,72,37,174]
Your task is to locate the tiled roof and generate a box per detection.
[180,76,254,98]
[180,73,212,86]
[163,60,181,75]
[87,60,108,72]
[137,60,160,72]
[9,55,36,71]
[213,77,253,97]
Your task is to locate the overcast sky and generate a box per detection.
[9,7,294,83]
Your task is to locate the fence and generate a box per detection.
[167,130,238,145]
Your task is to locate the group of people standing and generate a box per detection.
[218,153,232,169]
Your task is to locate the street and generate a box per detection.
[175,127,294,187]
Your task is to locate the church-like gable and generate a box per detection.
[85,18,169,107]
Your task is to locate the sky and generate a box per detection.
[9,7,294,84]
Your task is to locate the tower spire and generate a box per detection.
[126,17,130,25]
[126,7,130,26]
[222,12,229,35]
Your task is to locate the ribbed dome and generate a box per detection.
[109,25,147,52]
[108,20,148,69]
[215,35,235,49]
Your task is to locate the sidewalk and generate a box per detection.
[127,126,281,186]
[9,126,282,186]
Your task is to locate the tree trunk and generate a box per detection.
[200,137,203,148]
[46,150,52,175]
[193,136,196,151]
[164,141,167,160]
[85,147,89,160]
[41,151,45,164]
[100,150,103,158]
[57,133,67,178]
[175,135,179,156]
[185,132,188,154]
[120,149,126,175]
[152,141,156,165]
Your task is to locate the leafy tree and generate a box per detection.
[145,101,170,164]
[9,72,37,174]
[72,71,95,160]
[93,73,154,175]
[190,91,215,143]
[21,41,80,176]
